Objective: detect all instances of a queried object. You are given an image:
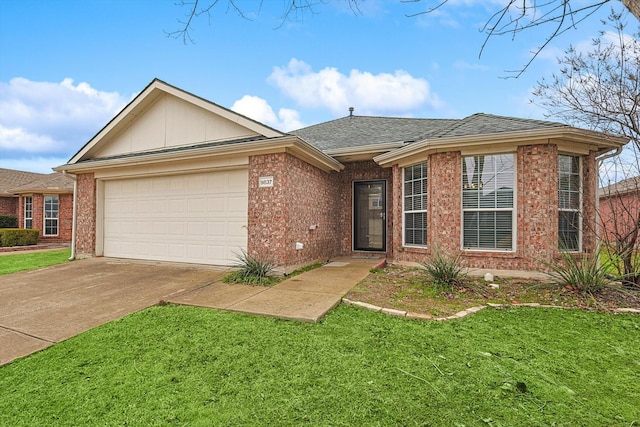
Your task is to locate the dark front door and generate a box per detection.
[354,181,386,251]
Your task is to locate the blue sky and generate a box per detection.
[0,0,624,173]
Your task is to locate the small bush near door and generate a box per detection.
[0,229,39,247]
[0,215,18,228]
[223,249,276,286]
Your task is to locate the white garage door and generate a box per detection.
[103,169,247,265]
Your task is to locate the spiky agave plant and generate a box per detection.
[420,248,467,291]
[228,249,275,286]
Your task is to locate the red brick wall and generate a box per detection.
[247,153,342,270]
[598,187,639,248]
[388,144,600,272]
[582,151,598,254]
[0,196,18,217]
[75,173,96,257]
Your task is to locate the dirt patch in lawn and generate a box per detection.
[346,265,640,317]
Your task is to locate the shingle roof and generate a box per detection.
[0,168,47,197]
[290,113,568,152]
[290,116,458,151]
[599,176,640,198]
[8,172,74,194]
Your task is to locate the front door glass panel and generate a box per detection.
[354,181,386,251]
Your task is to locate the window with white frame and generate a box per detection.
[24,196,33,229]
[558,155,581,251]
[403,162,427,246]
[462,154,515,251]
[44,195,59,236]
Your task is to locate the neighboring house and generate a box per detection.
[598,176,640,248]
[54,79,628,273]
[0,168,44,217]
[0,168,74,243]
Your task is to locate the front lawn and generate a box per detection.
[1,304,638,426]
[0,248,71,275]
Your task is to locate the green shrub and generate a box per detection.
[0,228,39,247]
[544,249,615,295]
[420,248,467,291]
[0,215,18,228]
[223,249,276,286]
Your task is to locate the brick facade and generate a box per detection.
[69,144,602,274]
[248,153,342,271]
[0,197,18,217]
[75,173,96,257]
[387,144,600,272]
[247,156,393,271]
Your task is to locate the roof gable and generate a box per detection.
[68,79,285,164]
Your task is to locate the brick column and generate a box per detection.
[76,173,96,257]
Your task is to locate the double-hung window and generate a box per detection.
[24,196,33,229]
[44,195,59,236]
[558,155,581,251]
[403,162,428,246]
[462,154,515,250]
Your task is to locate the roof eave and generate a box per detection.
[55,136,344,174]
[323,141,407,162]
[374,128,628,167]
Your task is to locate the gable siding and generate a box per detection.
[93,94,261,159]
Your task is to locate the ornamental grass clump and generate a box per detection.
[224,249,276,286]
[545,249,616,295]
[420,248,467,291]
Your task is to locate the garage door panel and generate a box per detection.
[103,170,248,265]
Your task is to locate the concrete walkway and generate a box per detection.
[0,256,378,365]
[169,257,379,322]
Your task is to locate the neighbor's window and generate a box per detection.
[403,162,427,246]
[44,195,59,236]
[462,154,515,251]
[558,155,581,251]
[24,196,33,229]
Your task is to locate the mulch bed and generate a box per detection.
[346,265,640,317]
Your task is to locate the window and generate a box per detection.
[558,155,581,251]
[403,163,427,246]
[24,196,33,229]
[462,154,515,250]
[44,195,59,236]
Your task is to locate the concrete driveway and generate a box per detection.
[0,257,226,366]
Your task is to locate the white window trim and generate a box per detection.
[24,195,33,229]
[461,153,517,252]
[402,162,428,248]
[558,154,582,252]
[43,195,59,237]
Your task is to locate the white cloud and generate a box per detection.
[0,77,130,157]
[268,58,443,117]
[0,156,71,174]
[231,95,305,131]
[0,125,55,153]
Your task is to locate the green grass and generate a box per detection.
[1,305,638,426]
[0,248,71,275]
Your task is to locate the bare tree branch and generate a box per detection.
[533,10,640,286]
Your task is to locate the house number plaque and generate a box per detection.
[259,176,274,188]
